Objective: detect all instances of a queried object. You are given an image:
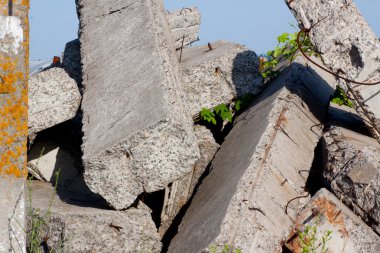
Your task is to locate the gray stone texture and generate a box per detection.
[286,188,380,253]
[159,125,219,236]
[180,40,263,116]
[61,39,83,91]
[167,7,201,49]
[286,0,380,140]
[78,0,199,210]
[0,177,26,253]
[169,61,334,253]
[28,67,81,135]
[28,181,161,253]
[323,126,380,234]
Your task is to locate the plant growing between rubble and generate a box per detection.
[209,244,242,253]
[298,224,332,253]
[261,30,317,79]
[330,85,354,108]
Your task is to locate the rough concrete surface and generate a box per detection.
[168,61,334,253]
[180,40,263,116]
[167,7,201,49]
[28,181,161,253]
[287,0,380,139]
[159,125,219,236]
[286,188,380,253]
[0,177,26,253]
[28,67,81,135]
[323,126,380,234]
[78,0,199,210]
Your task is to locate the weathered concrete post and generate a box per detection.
[0,1,29,252]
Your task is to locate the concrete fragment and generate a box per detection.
[159,125,219,236]
[286,188,380,253]
[286,0,380,140]
[27,139,94,197]
[28,67,81,135]
[167,7,201,49]
[0,177,26,253]
[28,181,161,253]
[61,39,83,90]
[323,126,380,233]
[180,40,263,116]
[78,0,199,210]
[168,61,334,253]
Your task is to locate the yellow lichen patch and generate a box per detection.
[0,56,28,177]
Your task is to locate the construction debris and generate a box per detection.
[323,126,380,234]
[168,61,334,253]
[287,0,380,141]
[78,0,199,210]
[286,188,380,253]
[28,67,81,136]
[180,40,263,116]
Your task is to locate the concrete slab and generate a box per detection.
[28,67,81,136]
[28,181,161,253]
[286,0,380,140]
[168,61,334,253]
[167,7,201,49]
[0,177,26,253]
[323,126,380,234]
[159,125,219,236]
[180,40,263,116]
[78,0,199,210]
[286,188,380,253]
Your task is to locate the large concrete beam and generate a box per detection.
[286,0,380,140]
[0,1,29,252]
[168,60,334,252]
[77,0,199,210]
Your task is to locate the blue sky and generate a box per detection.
[29,0,380,60]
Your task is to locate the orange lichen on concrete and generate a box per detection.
[0,0,29,178]
[0,57,28,178]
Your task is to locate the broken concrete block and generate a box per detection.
[167,7,201,49]
[168,62,334,253]
[180,40,263,116]
[78,0,199,210]
[61,39,82,90]
[286,188,380,253]
[28,67,81,136]
[159,125,219,236]
[27,139,95,197]
[286,0,380,140]
[323,126,380,234]
[0,177,26,253]
[28,181,161,253]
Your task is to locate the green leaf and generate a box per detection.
[235,100,242,111]
[277,33,289,43]
[200,108,217,125]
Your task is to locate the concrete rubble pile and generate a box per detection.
[2,0,380,252]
